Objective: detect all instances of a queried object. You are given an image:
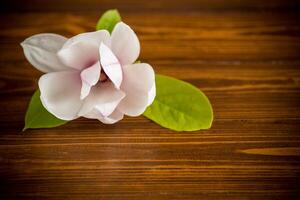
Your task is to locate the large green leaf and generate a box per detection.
[143,74,213,131]
[96,9,121,33]
[23,90,68,131]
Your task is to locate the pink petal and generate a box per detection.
[57,42,99,70]
[118,63,155,116]
[78,82,125,117]
[63,30,111,49]
[21,33,69,72]
[38,71,82,120]
[99,42,122,89]
[80,62,101,99]
[84,109,124,124]
[111,22,140,65]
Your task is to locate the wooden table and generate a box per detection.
[1,0,300,199]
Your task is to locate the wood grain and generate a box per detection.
[1,0,300,199]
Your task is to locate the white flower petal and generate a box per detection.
[80,62,101,99]
[99,42,122,89]
[147,83,156,106]
[78,82,125,117]
[57,42,99,70]
[84,109,124,124]
[118,63,155,116]
[21,33,69,72]
[100,109,124,124]
[111,22,140,65]
[38,71,83,120]
[63,30,111,49]
[81,82,90,102]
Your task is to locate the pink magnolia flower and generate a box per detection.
[21,22,156,124]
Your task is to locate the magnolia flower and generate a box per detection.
[21,22,156,124]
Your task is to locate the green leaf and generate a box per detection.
[23,90,68,131]
[96,9,121,33]
[143,74,213,131]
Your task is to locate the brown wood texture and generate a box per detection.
[1,0,300,199]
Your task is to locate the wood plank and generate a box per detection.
[2,0,300,12]
[1,3,300,200]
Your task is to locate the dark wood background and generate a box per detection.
[1,0,300,199]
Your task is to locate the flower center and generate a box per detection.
[100,71,108,82]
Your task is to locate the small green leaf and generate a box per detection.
[96,9,121,33]
[143,74,213,131]
[23,90,68,131]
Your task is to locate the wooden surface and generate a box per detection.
[1,0,300,199]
